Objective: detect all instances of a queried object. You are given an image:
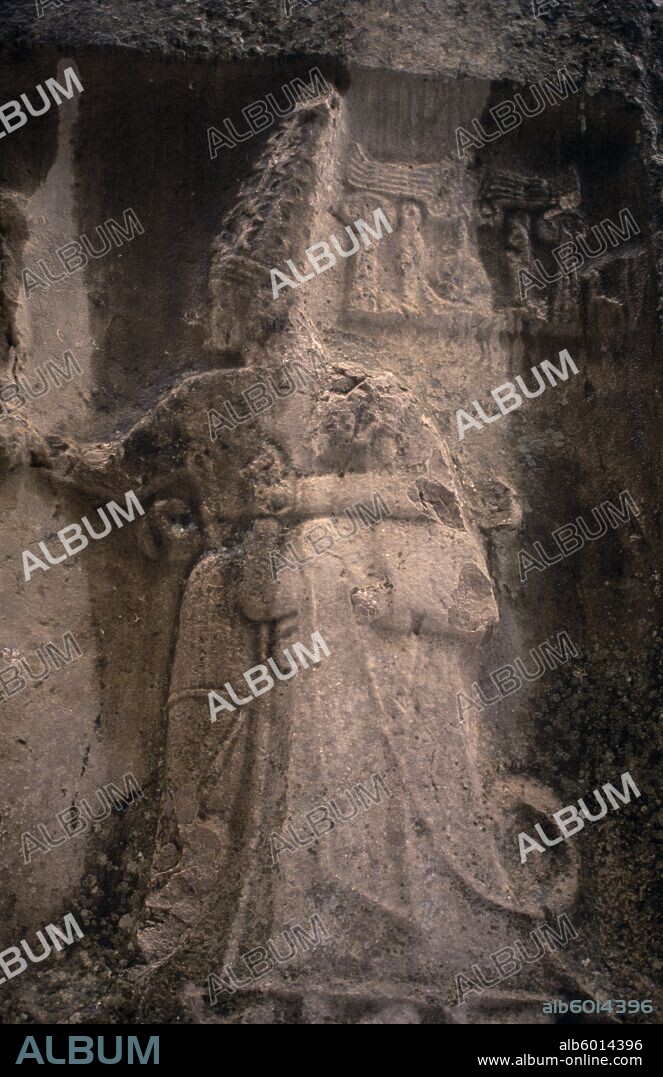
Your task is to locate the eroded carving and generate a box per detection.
[338,143,492,318]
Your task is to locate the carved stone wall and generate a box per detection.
[0,0,660,1028]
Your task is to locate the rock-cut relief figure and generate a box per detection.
[0,90,595,1023]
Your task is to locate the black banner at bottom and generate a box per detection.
[0,1020,660,1071]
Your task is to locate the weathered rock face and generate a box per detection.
[0,1,660,1026]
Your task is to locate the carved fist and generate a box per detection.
[141,497,202,562]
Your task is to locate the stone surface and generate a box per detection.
[0,0,660,1026]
